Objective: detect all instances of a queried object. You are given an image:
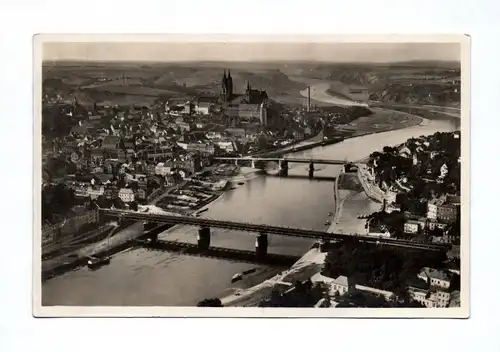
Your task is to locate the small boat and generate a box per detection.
[237,182,245,186]
[324,220,331,226]
[242,268,257,275]
[87,255,111,270]
[231,273,243,283]
[328,212,333,216]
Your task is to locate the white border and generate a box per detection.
[33,34,470,318]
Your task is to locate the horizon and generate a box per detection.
[42,42,462,63]
[43,58,460,64]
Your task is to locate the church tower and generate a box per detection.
[221,69,228,102]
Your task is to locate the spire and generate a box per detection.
[223,69,227,80]
[227,69,231,78]
[246,80,251,91]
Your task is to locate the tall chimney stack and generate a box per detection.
[307,86,311,112]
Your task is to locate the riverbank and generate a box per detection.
[218,126,423,307]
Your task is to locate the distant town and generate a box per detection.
[41,59,462,309]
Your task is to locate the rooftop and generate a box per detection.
[420,267,450,282]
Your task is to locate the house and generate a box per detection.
[103,162,114,174]
[310,273,352,297]
[404,220,420,234]
[329,275,351,296]
[195,102,213,115]
[155,162,171,176]
[418,267,451,289]
[104,187,119,200]
[118,188,135,203]
[87,186,104,200]
[135,188,147,201]
[408,287,450,308]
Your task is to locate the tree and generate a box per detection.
[196,298,223,307]
[129,201,138,211]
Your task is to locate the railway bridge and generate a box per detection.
[101,209,451,257]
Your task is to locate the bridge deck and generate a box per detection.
[101,209,450,251]
[214,157,347,164]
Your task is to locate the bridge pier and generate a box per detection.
[251,159,256,169]
[197,226,211,250]
[255,232,268,258]
[308,162,314,178]
[278,160,288,177]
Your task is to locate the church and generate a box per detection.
[220,69,270,126]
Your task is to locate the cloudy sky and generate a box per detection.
[42,40,461,63]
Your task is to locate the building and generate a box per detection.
[155,162,171,176]
[408,287,451,308]
[329,275,351,296]
[87,186,104,200]
[118,188,135,203]
[220,70,270,126]
[437,204,458,224]
[195,102,213,115]
[225,103,268,126]
[354,284,395,301]
[104,186,119,200]
[404,220,420,234]
[427,198,459,224]
[135,188,147,201]
[102,136,121,150]
[417,267,451,289]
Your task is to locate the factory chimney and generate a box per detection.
[307,86,311,112]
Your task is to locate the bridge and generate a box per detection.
[140,239,300,267]
[214,157,352,177]
[100,209,451,254]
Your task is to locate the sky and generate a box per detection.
[42,41,461,63]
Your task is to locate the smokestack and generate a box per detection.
[307,86,311,112]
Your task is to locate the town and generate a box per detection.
[41,61,462,309]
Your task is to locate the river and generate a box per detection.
[41,89,458,307]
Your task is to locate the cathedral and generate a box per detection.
[220,69,270,126]
[220,69,269,105]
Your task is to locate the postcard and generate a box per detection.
[33,34,470,318]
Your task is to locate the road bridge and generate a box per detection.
[140,239,300,266]
[101,209,451,254]
[214,157,352,177]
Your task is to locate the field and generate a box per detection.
[42,60,460,108]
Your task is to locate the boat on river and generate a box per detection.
[87,255,111,270]
[231,273,243,283]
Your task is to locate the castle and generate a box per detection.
[220,69,269,126]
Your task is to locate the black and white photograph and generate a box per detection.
[33,35,469,317]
